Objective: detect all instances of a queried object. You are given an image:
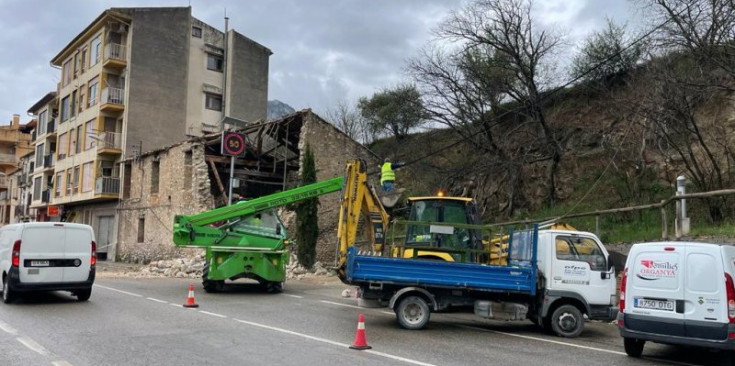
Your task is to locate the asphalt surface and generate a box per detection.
[0,274,731,366]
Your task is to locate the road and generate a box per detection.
[0,274,728,366]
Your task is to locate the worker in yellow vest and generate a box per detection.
[380,158,405,193]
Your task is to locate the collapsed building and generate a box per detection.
[116,110,380,264]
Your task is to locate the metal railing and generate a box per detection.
[41,190,49,203]
[95,177,120,195]
[101,87,124,105]
[104,43,127,62]
[47,119,56,134]
[97,132,122,150]
[43,154,53,168]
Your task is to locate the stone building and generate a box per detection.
[0,115,35,224]
[116,110,379,264]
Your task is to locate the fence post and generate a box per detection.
[595,215,600,237]
[661,201,668,240]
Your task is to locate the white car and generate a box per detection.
[0,222,96,303]
[619,242,735,359]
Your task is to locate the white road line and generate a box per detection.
[95,285,143,298]
[233,318,436,366]
[146,297,168,304]
[380,311,394,315]
[52,361,74,366]
[199,311,227,318]
[320,300,361,309]
[0,320,18,335]
[17,336,49,356]
[284,294,304,299]
[455,325,626,356]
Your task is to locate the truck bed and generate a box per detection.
[345,247,536,295]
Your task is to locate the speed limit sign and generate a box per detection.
[221,132,246,157]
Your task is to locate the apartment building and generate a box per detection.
[27,92,59,221]
[0,115,34,224]
[10,152,36,223]
[42,6,271,259]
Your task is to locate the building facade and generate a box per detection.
[0,115,34,224]
[28,92,59,222]
[33,6,271,259]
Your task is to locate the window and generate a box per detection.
[62,59,72,87]
[85,120,95,150]
[90,36,101,65]
[151,160,160,194]
[80,47,87,73]
[70,90,77,118]
[66,169,73,195]
[206,54,223,72]
[73,166,80,191]
[55,172,63,197]
[35,144,44,168]
[554,236,606,271]
[69,128,77,157]
[205,93,222,111]
[82,162,93,192]
[123,163,132,199]
[137,217,145,243]
[88,77,99,107]
[58,133,68,159]
[79,85,85,114]
[38,110,47,135]
[61,96,70,122]
[192,26,202,38]
[73,52,79,78]
[34,177,42,201]
[184,150,192,189]
[75,126,82,154]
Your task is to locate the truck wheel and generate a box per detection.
[76,288,92,301]
[396,295,430,330]
[623,338,645,357]
[2,275,15,304]
[549,305,584,338]
[265,281,284,293]
[202,263,224,293]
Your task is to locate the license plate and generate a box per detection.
[634,298,674,311]
[30,260,50,267]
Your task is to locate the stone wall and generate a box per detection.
[117,140,213,262]
[298,111,381,264]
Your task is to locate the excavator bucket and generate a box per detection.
[379,188,405,208]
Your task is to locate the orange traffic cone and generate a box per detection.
[183,283,199,308]
[349,313,371,350]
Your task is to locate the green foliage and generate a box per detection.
[571,19,646,84]
[357,84,426,141]
[295,144,319,269]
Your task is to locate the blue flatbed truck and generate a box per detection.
[342,225,618,338]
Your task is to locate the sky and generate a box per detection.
[0,0,640,125]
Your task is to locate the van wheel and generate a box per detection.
[550,305,584,338]
[396,295,430,330]
[2,275,14,304]
[76,288,92,301]
[202,263,224,293]
[623,337,645,357]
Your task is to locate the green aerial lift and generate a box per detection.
[172,177,344,293]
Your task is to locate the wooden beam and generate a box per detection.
[207,159,228,204]
[233,169,281,178]
[205,154,259,166]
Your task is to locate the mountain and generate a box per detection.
[267,100,296,120]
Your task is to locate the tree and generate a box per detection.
[438,0,564,205]
[295,144,319,268]
[571,19,647,85]
[325,100,375,144]
[357,84,426,141]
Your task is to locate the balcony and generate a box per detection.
[41,190,50,203]
[103,43,127,68]
[0,154,17,166]
[47,119,56,137]
[96,132,122,155]
[43,154,54,169]
[100,87,125,112]
[95,176,120,196]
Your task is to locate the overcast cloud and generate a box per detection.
[0,0,638,125]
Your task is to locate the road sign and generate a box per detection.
[221,132,246,157]
[48,206,60,216]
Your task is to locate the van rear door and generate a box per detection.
[19,224,66,284]
[683,244,728,340]
[626,243,685,336]
[62,225,93,282]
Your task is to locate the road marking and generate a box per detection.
[234,318,436,366]
[320,300,361,309]
[146,297,168,304]
[455,325,626,356]
[95,285,143,298]
[199,311,227,318]
[0,320,18,335]
[284,294,303,299]
[52,361,74,366]
[169,303,181,308]
[381,311,394,315]
[17,336,49,356]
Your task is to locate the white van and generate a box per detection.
[0,223,96,303]
[618,242,735,358]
